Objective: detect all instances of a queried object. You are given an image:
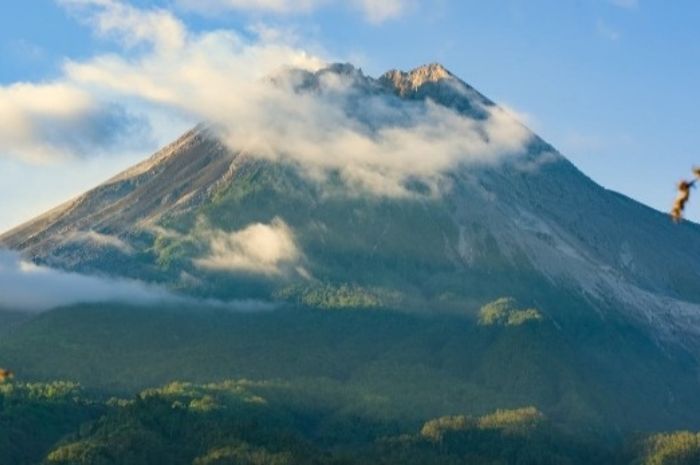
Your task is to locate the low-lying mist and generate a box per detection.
[0,249,276,313]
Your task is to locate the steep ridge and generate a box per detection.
[1,127,235,253]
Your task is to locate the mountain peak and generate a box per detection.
[380,63,455,95]
[409,63,453,80]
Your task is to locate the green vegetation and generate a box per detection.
[477,406,545,432]
[152,234,199,271]
[152,159,467,304]
[0,378,695,465]
[640,432,700,465]
[2,300,700,464]
[0,311,31,336]
[420,415,473,440]
[275,283,403,309]
[3,301,700,435]
[0,381,104,465]
[420,407,545,441]
[478,297,544,326]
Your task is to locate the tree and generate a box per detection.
[671,168,700,222]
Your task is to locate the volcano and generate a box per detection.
[2,63,700,431]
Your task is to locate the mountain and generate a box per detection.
[2,63,700,432]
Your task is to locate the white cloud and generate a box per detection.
[0,249,279,312]
[61,0,187,51]
[0,249,174,311]
[0,82,152,163]
[354,0,408,23]
[1,1,532,195]
[55,1,530,196]
[177,0,325,15]
[195,218,301,275]
[175,0,412,23]
[64,230,135,254]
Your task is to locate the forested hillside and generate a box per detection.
[1,378,698,465]
[2,301,700,434]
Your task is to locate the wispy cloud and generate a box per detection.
[63,230,135,255]
[175,0,326,15]
[62,0,188,51]
[0,82,153,163]
[0,249,173,311]
[0,249,278,312]
[195,218,303,275]
[66,1,530,195]
[174,0,413,24]
[351,0,411,23]
[1,1,532,196]
[596,19,621,41]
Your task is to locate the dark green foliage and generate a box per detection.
[478,297,543,326]
[3,377,693,465]
[0,379,625,465]
[2,301,700,434]
[636,432,700,465]
[274,282,402,309]
[0,310,31,336]
[0,382,104,465]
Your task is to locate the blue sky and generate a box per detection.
[0,0,699,230]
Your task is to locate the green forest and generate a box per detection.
[1,378,699,465]
[3,300,700,465]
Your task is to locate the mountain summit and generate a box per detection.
[381,63,455,93]
[3,63,700,431]
[3,63,700,342]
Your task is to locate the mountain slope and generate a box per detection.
[3,63,700,340]
[2,63,700,432]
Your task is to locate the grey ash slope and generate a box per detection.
[1,127,233,258]
[3,63,700,341]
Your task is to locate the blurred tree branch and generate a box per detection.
[671,168,700,222]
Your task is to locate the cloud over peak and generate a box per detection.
[1,1,533,196]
